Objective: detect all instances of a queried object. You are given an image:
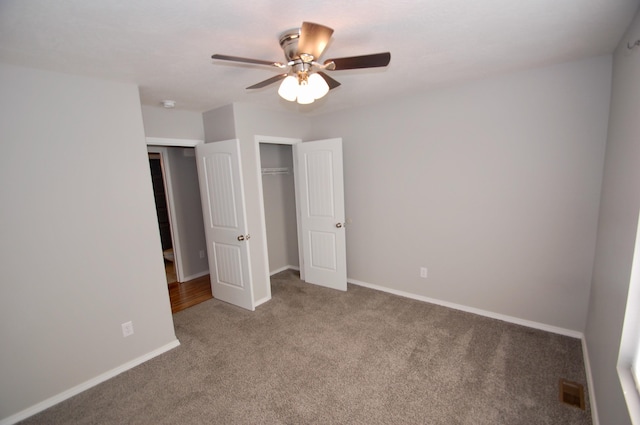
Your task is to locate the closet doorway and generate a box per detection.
[258,142,300,276]
[194,136,346,311]
[256,136,347,293]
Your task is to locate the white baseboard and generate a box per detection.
[347,278,584,339]
[255,266,300,309]
[270,265,300,276]
[581,338,600,425]
[181,269,209,282]
[254,296,271,308]
[0,339,181,425]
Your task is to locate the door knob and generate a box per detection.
[335,222,344,228]
[237,234,251,241]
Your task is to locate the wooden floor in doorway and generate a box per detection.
[168,274,212,314]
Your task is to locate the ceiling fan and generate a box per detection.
[211,22,391,105]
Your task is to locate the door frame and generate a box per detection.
[147,146,184,282]
[146,138,203,283]
[254,135,302,302]
[146,137,204,147]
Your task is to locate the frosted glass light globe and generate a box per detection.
[308,73,329,99]
[296,81,314,104]
[278,76,298,102]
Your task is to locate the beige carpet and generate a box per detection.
[20,269,592,424]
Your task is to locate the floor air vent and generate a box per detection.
[559,379,585,410]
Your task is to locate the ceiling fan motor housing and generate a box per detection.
[279,27,315,82]
[279,28,302,61]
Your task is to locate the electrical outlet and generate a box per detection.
[121,321,134,338]
[199,250,205,259]
[420,267,428,279]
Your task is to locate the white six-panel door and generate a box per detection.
[294,138,347,291]
[195,140,254,311]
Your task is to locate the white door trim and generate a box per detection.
[146,137,204,147]
[147,146,184,282]
[254,135,302,300]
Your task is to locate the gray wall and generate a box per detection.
[585,10,640,425]
[259,144,299,273]
[0,64,177,421]
[203,104,236,142]
[310,55,612,332]
[141,105,204,140]
[166,147,208,279]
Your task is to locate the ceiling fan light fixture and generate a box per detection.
[278,72,329,104]
[213,22,391,105]
[308,73,329,99]
[278,75,298,102]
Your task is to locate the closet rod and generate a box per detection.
[261,167,290,175]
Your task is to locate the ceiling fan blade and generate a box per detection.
[246,74,288,89]
[212,54,284,68]
[297,22,334,60]
[324,52,391,70]
[317,72,341,90]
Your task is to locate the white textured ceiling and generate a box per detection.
[0,0,638,114]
